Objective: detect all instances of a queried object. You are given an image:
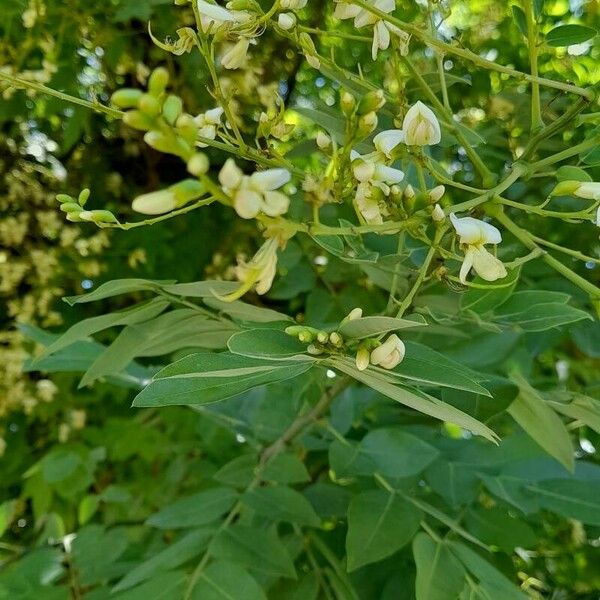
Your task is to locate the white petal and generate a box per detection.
[250,168,291,192]
[262,190,290,216]
[373,129,404,157]
[221,38,250,70]
[219,158,243,190]
[402,101,441,146]
[204,107,224,124]
[234,189,262,219]
[575,182,600,200]
[355,9,378,28]
[471,247,507,282]
[374,164,405,184]
[353,160,376,183]
[197,0,234,22]
[333,2,361,20]
[459,246,475,284]
[478,220,502,245]
[450,213,485,245]
[595,205,600,226]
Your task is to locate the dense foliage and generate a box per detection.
[2,0,600,598]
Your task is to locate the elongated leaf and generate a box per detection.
[360,428,439,478]
[210,525,297,578]
[548,392,600,434]
[133,353,313,407]
[413,533,466,600]
[346,491,421,571]
[329,357,499,442]
[508,373,574,472]
[38,298,169,359]
[227,329,312,361]
[112,529,212,592]
[497,302,590,332]
[338,315,426,339]
[546,24,596,47]
[242,486,320,526]
[203,297,292,323]
[162,280,239,297]
[147,487,237,529]
[386,342,490,396]
[461,267,520,314]
[63,279,173,305]
[192,561,266,600]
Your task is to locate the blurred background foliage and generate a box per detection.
[1,0,600,598]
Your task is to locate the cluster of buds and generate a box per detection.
[257,103,295,140]
[219,158,292,219]
[56,189,118,225]
[277,0,307,30]
[286,308,407,371]
[111,67,210,177]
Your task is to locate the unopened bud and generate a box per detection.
[163,95,183,125]
[432,203,445,222]
[187,153,209,176]
[59,202,83,213]
[357,111,378,136]
[278,12,296,30]
[358,89,385,115]
[404,184,415,200]
[56,194,74,204]
[307,344,324,355]
[549,180,581,197]
[329,332,343,347]
[148,67,169,96]
[110,88,143,109]
[78,188,90,206]
[316,131,331,149]
[138,93,162,117]
[341,91,356,116]
[355,347,370,371]
[298,330,314,343]
[123,110,155,131]
[80,210,117,224]
[428,185,445,203]
[317,331,329,344]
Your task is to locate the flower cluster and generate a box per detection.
[219,159,291,219]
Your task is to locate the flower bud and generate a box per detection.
[80,210,117,223]
[432,203,445,222]
[278,12,296,30]
[357,111,378,136]
[123,110,155,131]
[404,184,415,200]
[355,347,370,371]
[357,89,385,115]
[139,93,162,117]
[111,88,143,109]
[148,67,169,96]
[132,189,178,215]
[162,95,183,125]
[298,330,314,343]
[346,307,363,321]
[176,113,199,144]
[187,153,210,176]
[307,344,324,355]
[78,188,90,206]
[144,131,177,154]
[340,91,356,116]
[56,194,74,203]
[315,131,331,150]
[59,202,83,213]
[329,332,344,347]
[315,331,328,344]
[428,185,445,203]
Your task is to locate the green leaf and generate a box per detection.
[413,533,466,600]
[210,525,297,578]
[546,24,596,47]
[360,428,439,478]
[346,491,421,571]
[526,479,600,525]
[448,542,528,599]
[63,279,173,305]
[162,280,240,297]
[496,302,590,331]
[112,572,186,600]
[213,455,257,487]
[262,453,311,484]
[0,500,17,537]
[338,315,426,339]
[548,392,600,434]
[38,298,169,359]
[203,297,292,323]
[464,507,537,552]
[147,487,237,529]
[192,561,266,600]
[227,329,312,361]
[329,357,499,443]
[133,353,313,407]
[508,373,574,472]
[511,5,527,37]
[388,342,491,396]
[461,267,520,314]
[556,165,592,182]
[242,486,320,526]
[112,529,212,592]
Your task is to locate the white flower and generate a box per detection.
[595,205,600,226]
[370,334,405,369]
[219,159,291,219]
[402,101,441,146]
[226,237,279,299]
[195,107,224,146]
[334,0,399,59]
[221,37,251,70]
[373,129,404,158]
[132,189,177,215]
[280,0,307,9]
[278,12,296,29]
[450,213,507,284]
[574,182,600,200]
[197,0,250,30]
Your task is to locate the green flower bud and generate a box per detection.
[139,93,162,117]
[171,178,205,203]
[176,114,199,144]
[162,95,183,125]
[549,180,581,197]
[329,332,343,347]
[340,91,356,116]
[79,210,117,223]
[110,88,143,109]
[78,188,90,206]
[316,331,329,344]
[59,202,83,213]
[187,153,210,176]
[148,67,169,96]
[56,193,74,204]
[357,89,385,115]
[66,212,83,222]
[123,110,155,131]
[307,343,324,355]
[357,111,378,136]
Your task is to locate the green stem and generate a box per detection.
[524,0,543,131]
[529,134,600,171]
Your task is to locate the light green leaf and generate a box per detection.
[460,267,520,314]
[497,302,590,332]
[147,487,237,529]
[548,392,600,434]
[162,280,240,297]
[210,525,297,578]
[546,24,596,47]
[508,373,574,472]
[242,486,320,526]
[227,329,312,361]
[556,165,592,182]
[329,357,499,443]
[338,315,427,339]
[63,279,173,305]
[203,297,292,323]
[0,500,17,537]
[360,428,439,478]
[192,561,266,600]
[413,533,466,600]
[133,353,313,407]
[346,491,421,571]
